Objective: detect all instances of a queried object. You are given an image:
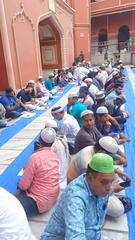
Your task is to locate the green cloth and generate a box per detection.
[70,101,87,127]
[45,79,54,91]
[89,153,114,173]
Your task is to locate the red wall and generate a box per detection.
[72,0,91,60]
[0,31,8,91]
[91,11,133,42]
[91,0,135,16]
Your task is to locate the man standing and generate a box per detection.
[40,153,117,240]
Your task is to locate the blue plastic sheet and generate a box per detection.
[0,83,75,147]
[0,82,77,193]
[124,69,135,240]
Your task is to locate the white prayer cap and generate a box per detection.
[40,127,56,144]
[81,110,93,118]
[112,68,120,73]
[51,106,64,114]
[84,78,93,83]
[93,68,99,73]
[68,93,78,99]
[28,80,35,84]
[96,106,108,114]
[99,136,118,154]
[112,70,119,77]
[45,119,57,128]
[38,75,43,79]
[95,90,105,100]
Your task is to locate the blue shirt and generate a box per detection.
[0,95,17,108]
[40,174,109,240]
[45,79,54,91]
[69,102,87,127]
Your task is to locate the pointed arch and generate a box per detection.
[37,13,64,70]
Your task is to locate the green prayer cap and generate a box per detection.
[89,153,114,173]
[49,72,54,78]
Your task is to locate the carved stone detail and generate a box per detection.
[12,2,35,31]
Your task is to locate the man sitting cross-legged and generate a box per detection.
[34,119,71,183]
[51,106,80,154]
[16,128,60,217]
[74,110,102,153]
[0,87,27,119]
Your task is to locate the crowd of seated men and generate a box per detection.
[0,60,132,240]
[0,68,74,127]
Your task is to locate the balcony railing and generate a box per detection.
[91,40,132,56]
[91,0,135,16]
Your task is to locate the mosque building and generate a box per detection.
[0,0,135,91]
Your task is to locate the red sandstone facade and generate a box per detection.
[91,0,135,65]
[0,0,135,91]
[0,0,74,91]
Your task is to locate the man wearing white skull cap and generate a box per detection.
[17,128,60,217]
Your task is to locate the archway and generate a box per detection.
[118,25,129,51]
[38,17,62,71]
[98,29,108,54]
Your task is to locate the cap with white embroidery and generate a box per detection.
[84,78,93,83]
[95,90,105,100]
[68,93,78,98]
[51,106,64,114]
[81,110,93,118]
[96,106,108,114]
[40,128,56,144]
[28,80,35,84]
[99,136,118,154]
[45,119,58,128]
[38,75,43,79]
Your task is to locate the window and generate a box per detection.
[98,29,108,53]
[118,25,129,51]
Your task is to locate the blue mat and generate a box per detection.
[0,83,75,147]
[123,69,135,240]
[131,69,135,75]
[0,134,38,194]
[0,82,77,193]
